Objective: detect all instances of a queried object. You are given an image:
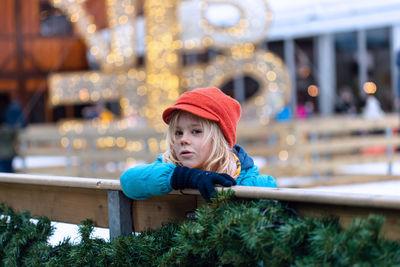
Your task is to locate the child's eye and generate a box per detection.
[175,130,183,136]
[192,129,202,134]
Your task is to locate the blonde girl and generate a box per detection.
[120,87,276,202]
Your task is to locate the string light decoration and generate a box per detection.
[120,68,148,119]
[50,0,137,71]
[49,68,150,123]
[179,0,272,50]
[47,0,293,169]
[49,0,290,125]
[181,49,291,123]
[105,0,137,70]
[143,0,181,132]
[49,71,124,105]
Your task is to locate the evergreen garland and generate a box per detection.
[1,191,400,266]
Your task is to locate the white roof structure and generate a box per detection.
[131,0,400,63]
[267,0,400,40]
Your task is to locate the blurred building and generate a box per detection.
[0,0,109,123]
[266,0,400,115]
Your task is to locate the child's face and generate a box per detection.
[172,112,212,169]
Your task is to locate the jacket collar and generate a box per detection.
[233,144,254,169]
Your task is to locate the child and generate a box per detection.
[120,87,276,202]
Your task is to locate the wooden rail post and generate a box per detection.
[107,190,134,239]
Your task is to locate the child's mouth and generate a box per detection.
[180,151,193,156]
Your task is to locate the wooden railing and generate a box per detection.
[17,121,164,178]
[16,114,400,186]
[239,114,400,186]
[242,115,400,176]
[1,173,400,240]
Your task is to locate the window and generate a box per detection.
[39,0,72,36]
[334,31,360,112]
[366,27,392,111]
[295,37,317,115]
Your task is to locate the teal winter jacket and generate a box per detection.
[120,144,276,200]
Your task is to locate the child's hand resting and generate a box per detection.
[171,166,237,203]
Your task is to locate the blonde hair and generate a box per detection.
[162,111,237,176]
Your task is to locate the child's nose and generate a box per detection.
[180,133,191,145]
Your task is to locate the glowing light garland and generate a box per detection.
[144,0,181,131]
[48,0,292,162]
[182,49,291,123]
[50,0,137,72]
[49,0,289,123]
[180,0,272,50]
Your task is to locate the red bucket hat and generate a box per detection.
[162,87,241,148]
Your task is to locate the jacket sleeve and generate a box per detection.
[120,157,176,200]
[236,165,277,188]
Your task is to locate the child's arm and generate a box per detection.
[120,157,175,200]
[120,157,237,202]
[236,165,277,188]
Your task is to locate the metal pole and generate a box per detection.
[284,38,297,116]
[358,29,367,97]
[317,34,335,116]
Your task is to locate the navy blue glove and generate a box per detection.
[171,166,237,203]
